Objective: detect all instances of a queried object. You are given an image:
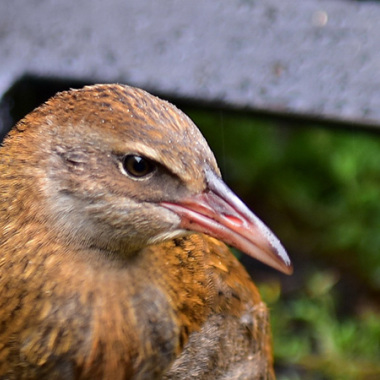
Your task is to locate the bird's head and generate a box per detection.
[2,84,292,274]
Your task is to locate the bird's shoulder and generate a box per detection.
[155,235,274,379]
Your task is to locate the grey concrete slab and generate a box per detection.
[0,0,380,126]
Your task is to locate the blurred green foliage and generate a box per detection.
[185,108,380,380]
[262,273,380,379]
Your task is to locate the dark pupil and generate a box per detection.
[123,155,153,177]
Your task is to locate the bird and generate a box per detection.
[0,84,292,380]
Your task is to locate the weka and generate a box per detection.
[0,84,292,380]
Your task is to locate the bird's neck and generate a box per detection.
[0,205,212,377]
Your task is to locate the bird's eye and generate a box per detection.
[122,155,156,178]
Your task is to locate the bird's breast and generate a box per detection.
[0,228,270,379]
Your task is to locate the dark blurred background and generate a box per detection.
[1,1,380,379]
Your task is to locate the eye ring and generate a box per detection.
[121,154,156,179]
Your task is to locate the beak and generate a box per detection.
[161,168,292,275]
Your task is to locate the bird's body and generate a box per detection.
[0,84,291,379]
